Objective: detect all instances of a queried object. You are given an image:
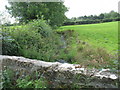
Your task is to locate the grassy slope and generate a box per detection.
[59,21,118,54]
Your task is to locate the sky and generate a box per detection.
[0,0,15,24]
[0,0,120,23]
[64,0,120,18]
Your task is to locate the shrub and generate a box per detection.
[27,20,53,37]
[1,27,20,56]
[63,20,101,26]
[63,21,75,25]
[102,18,113,22]
[2,20,63,62]
[114,17,120,21]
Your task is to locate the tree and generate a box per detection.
[103,11,119,19]
[89,15,94,20]
[93,15,98,20]
[109,11,119,19]
[99,14,104,19]
[6,2,68,28]
[83,15,87,19]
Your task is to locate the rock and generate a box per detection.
[57,59,67,63]
[0,55,119,88]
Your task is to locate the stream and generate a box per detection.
[60,35,67,48]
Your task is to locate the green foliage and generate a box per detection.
[28,20,53,37]
[64,10,120,25]
[2,69,48,88]
[64,19,101,25]
[102,18,113,22]
[2,20,63,61]
[16,76,48,88]
[55,30,77,63]
[2,69,15,88]
[1,27,20,55]
[6,2,68,28]
[58,21,118,69]
[104,10,120,19]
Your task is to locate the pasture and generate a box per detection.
[59,21,118,54]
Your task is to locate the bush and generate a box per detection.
[114,17,120,21]
[63,21,75,25]
[28,20,53,37]
[2,20,63,62]
[1,27,20,55]
[63,20,101,26]
[102,18,113,22]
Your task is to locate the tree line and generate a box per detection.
[64,11,120,26]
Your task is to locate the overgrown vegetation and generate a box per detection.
[1,1,119,88]
[1,21,118,70]
[1,69,96,89]
[1,69,49,88]
[58,22,118,69]
[1,20,118,89]
[74,44,118,69]
[1,19,64,62]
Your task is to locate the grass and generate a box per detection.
[57,21,118,69]
[59,21,118,54]
[1,21,119,89]
[1,21,118,69]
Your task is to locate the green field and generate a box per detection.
[2,21,118,68]
[59,21,118,54]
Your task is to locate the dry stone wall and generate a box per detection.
[0,55,119,88]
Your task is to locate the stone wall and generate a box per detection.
[0,55,119,88]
